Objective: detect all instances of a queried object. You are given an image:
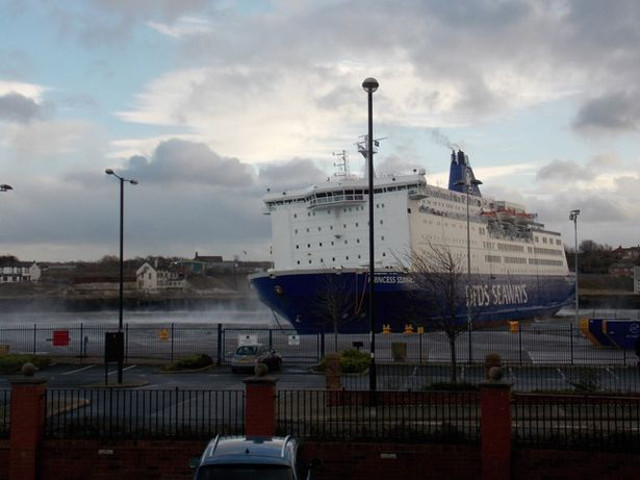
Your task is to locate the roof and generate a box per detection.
[198,435,298,468]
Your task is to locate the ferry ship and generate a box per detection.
[249,140,575,334]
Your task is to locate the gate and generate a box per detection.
[221,328,322,364]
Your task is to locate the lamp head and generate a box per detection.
[105,169,114,175]
[362,77,379,94]
[0,184,13,191]
[130,179,139,185]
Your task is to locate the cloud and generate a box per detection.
[258,158,326,191]
[0,92,44,123]
[572,91,640,134]
[5,120,97,160]
[147,16,212,39]
[116,138,257,187]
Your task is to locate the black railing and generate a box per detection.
[276,389,480,443]
[341,364,640,393]
[512,393,640,452]
[0,389,9,438]
[0,322,639,367]
[45,389,245,439]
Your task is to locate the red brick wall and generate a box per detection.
[41,439,207,480]
[302,442,482,480]
[513,449,640,480]
[8,439,638,480]
[0,440,9,480]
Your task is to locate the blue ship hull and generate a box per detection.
[249,270,575,334]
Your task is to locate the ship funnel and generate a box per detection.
[448,150,482,197]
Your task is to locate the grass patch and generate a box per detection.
[162,354,214,371]
[0,354,52,375]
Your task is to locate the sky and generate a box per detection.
[1,0,640,262]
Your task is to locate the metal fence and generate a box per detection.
[513,393,640,452]
[0,389,9,438]
[44,388,245,439]
[341,364,640,393]
[1,322,639,366]
[277,389,480,443]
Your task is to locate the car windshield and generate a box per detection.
[235,346,258,355]
[196,465,294,480]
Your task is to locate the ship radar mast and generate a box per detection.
[356,135,386,178]
[332,150,350,178]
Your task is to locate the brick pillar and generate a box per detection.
[9,377,47,480]
[244,376,278,437]
[480,380,511,480]
[324,353,341,391]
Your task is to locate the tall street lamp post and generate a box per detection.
[362,77,379,395]
[456,176,482,363]
[105,169,138,384]
[569,209,580,326]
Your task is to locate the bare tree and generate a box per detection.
[309,272,359,352]
[403,243,470,383]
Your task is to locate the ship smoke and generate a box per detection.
[430,128,460,151]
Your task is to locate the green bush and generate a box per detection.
[339,349,369,374]
[164,354,213,371]
[0,354,52,375]
[316,349,370,374]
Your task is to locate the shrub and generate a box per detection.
[339,349,369,374]
[164,354,213,371]
[0,354,52,375]
[316,349,369,374]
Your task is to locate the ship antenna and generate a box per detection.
[332,150,350,177]
[356,135,387,178]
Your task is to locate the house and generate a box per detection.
[608,262,635,277]
[136,261,186,293]
[0,261,41,284]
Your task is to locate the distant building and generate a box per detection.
[613,246,640,261]
[136,261,186,293]
[609,262,635,277]
[0,261,41,284]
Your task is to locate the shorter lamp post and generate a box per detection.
[569,209,580,326]
[456,176,482,363]
[105,169,138,384]
[362,77,379,396]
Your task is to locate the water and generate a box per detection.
[0,306,282,328]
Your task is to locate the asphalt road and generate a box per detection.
[0,363,326,390]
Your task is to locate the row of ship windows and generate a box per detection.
[294,220,384,234]
[296,236,386,249]
[485,255,563,266]
[296,252,388,265]
[536,237,562,245]
[484,243,562,256]
[292,203,386,219]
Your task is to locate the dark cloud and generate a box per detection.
[536,159,594,183]
[258,158,325,191]
[572,91,640,134]
[0,92,43,123]
[118,139,257,187]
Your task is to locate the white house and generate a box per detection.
[0,262,41,284]
[136,262,186,293]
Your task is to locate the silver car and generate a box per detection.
[230,344,282,374]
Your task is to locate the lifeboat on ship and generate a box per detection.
[515,211,535,226]
[496,207,516,223]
